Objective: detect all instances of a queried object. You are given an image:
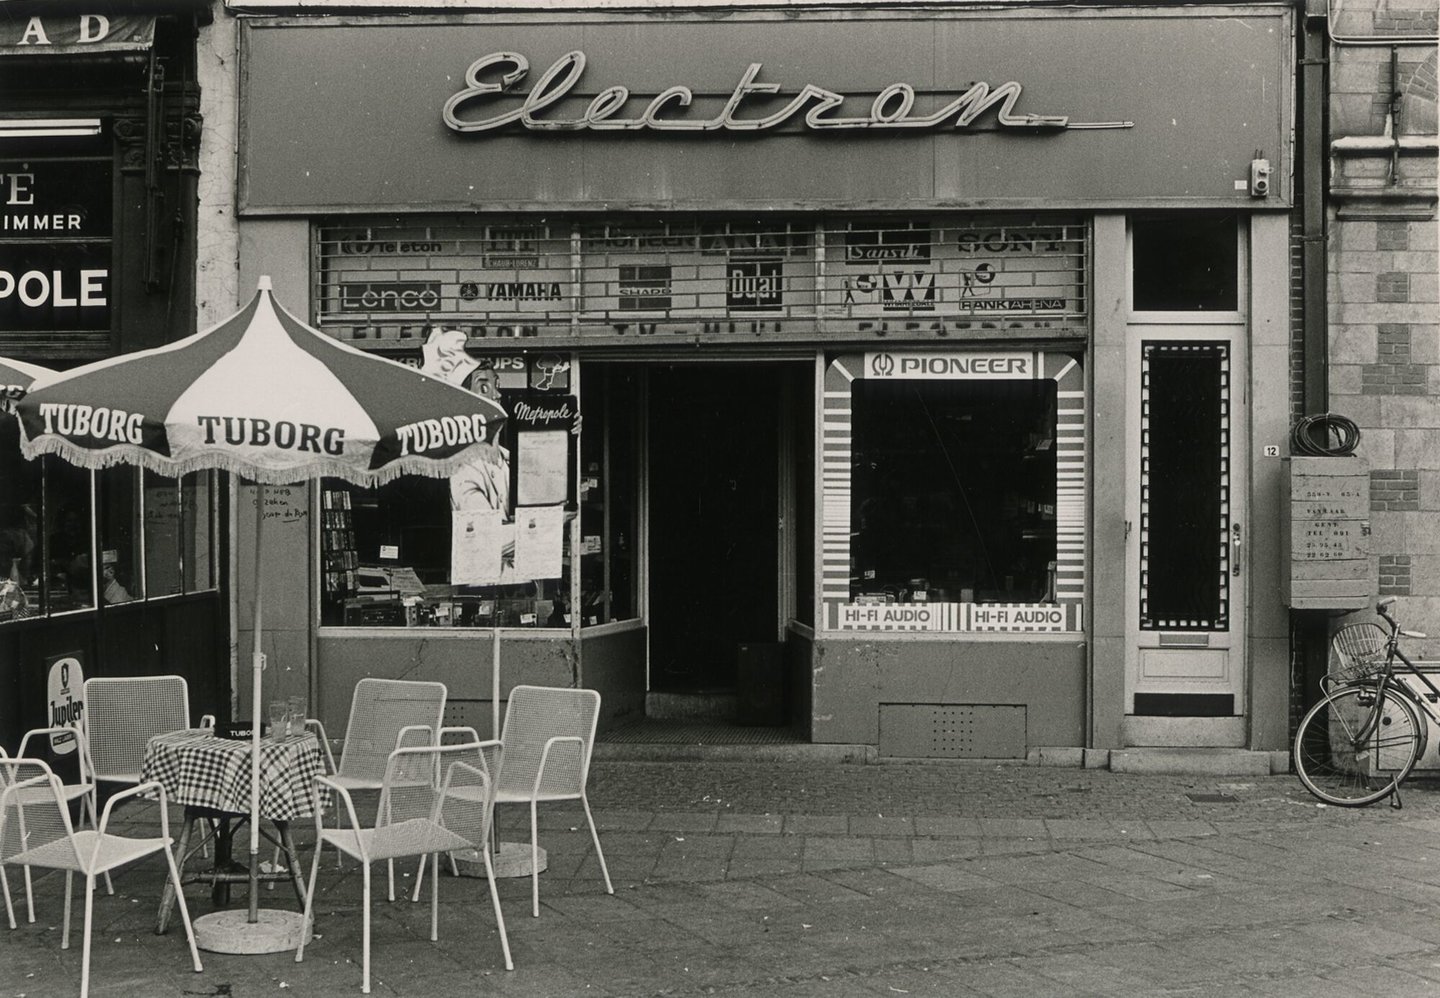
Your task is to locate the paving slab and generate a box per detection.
[11,761,1440,996]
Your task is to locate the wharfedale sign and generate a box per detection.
[442,51,1134,136]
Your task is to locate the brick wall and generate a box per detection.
[1325,1,1438,652]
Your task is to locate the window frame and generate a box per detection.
[0,460,221,626]
[1127,212,1248,325]
[820,349,1087,637]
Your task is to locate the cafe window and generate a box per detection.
[1132,213,1239,312]
[822,351,1086,634]
[319,353,578,629]
[0,411,220,623]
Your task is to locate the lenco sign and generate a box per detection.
[866,352,1033,380]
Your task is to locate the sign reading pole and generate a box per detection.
[45,651,86,754]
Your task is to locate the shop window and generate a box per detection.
[318,352,578,630]
[850,379,1058,607]
[320,474,573,628]
[44,460,94,614]
[1,412,219,624]
[822,351,1085,634]
[99,467,142,604]
[1132,214,1238,312]
[578,366,640,627]
[0,417,44,619]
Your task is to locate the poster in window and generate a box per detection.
[513,505,564,581]
[517,430,569,506]
[451,509,504,585]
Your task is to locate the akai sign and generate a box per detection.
[866,351,1033,380]
[44,653,86,756]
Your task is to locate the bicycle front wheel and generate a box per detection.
[1294,684,1423,806]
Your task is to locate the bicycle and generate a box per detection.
[1293,597,1432,808]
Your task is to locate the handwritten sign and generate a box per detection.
[251,485,308,524]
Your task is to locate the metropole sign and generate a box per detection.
[443,50,1135,136]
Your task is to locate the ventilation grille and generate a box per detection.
[879,703,1026,759]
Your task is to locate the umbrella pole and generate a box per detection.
[492,627,501,741]
[190,480,307,954]
[248,482,264,924]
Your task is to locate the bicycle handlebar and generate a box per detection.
[1377,597,1399,630]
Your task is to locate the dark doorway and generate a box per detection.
[648,364,780,692]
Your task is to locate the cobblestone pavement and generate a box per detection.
[9,760,1440,998]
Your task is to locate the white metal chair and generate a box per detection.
[1,726,104,918]
[307,678,447,898]
[296,742,513,993]
[475,685,614,917]
[81,675,206,790]
[0,757,203,998]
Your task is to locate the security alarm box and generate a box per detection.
[1281,456,1372,610]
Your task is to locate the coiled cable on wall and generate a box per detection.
[1290,413,1362,456]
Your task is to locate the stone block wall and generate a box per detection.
[1325,1,1438,655]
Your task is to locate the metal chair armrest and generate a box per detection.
[98,781,168,836]
[316,774,371,862]
[533,736,584,798]
[0,771,55,809]
[17,726,90,770]
[394,724,437,751]
[306,719,338,775]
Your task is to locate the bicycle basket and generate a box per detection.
[1331,622,1389,682]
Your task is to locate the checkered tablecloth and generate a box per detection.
[142,729,325,821]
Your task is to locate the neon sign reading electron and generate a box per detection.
[442,51,1133,136]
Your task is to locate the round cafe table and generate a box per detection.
[142,728,325,949]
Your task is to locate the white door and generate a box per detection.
[1124,328,1248,746]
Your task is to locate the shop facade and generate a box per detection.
[229,4,1296,758]
[0,3,228,748]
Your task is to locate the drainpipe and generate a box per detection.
[1301,0,1328,416]
[1296,0,1331,718]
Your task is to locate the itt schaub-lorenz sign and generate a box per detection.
[442,50,1135,135]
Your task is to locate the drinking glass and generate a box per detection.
[287,695,306,738]
[267,700,287,740]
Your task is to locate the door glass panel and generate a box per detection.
[1139,342,1229,630]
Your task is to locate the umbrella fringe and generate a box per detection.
[18,437,488,487]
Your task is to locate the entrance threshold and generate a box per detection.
[595,718,871,763]
[603,717,804,746]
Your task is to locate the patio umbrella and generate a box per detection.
[1,356,53,414]
[15,276,507,948]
